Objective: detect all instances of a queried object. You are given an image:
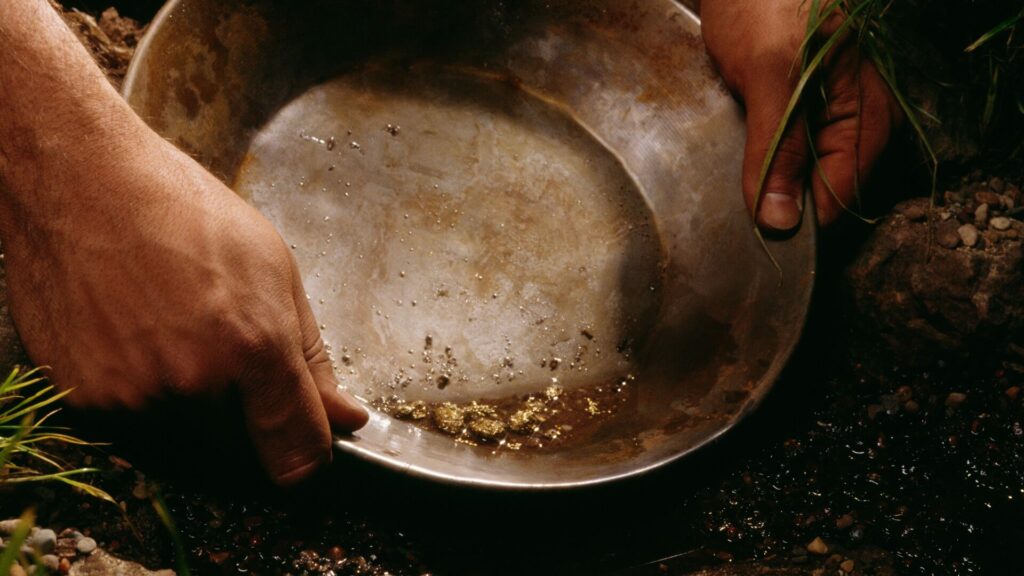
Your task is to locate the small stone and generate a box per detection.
[30,529,57,554]
[840,559,856,573]
[957,224,979,247]
[991,216,1012,231]
[1006,386,1020,400]
[41,555,59,572]
[0,519,22,535]
[901,204,927,222]
[904,400,920,413]
[989,177,1006,194]
[59,557,71,574]
[806,536,829,555]
[945,392,968,408]
[836,514,855,529]
[975,203,990,225]
[936,221,961,249]
[975,190,1002,208]
[10,563,27,576]
[1004,195,1016,210]
[76,537,97,555]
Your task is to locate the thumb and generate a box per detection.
[289,256,369,432]
[741,80,811,232]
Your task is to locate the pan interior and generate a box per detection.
[233,66,665,409]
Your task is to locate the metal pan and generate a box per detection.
[122,0,816,489]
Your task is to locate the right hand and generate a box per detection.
[701,0,902,230]
[0,120,368,486]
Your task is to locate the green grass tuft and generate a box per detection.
[0,366,114,503]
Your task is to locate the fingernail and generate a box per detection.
[760,192,802,231]
[336,387,369,426]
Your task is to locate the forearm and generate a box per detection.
[0,0,145,228]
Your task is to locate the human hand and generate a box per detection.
[701,0,902,230]
[0,125,368,486]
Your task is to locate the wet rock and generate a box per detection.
[848,198,1024,368]
[958,224,979,247]
[990,216,1012,231]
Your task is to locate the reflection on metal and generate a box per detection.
[124,0,816,489]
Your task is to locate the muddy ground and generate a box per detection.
[2,3,1023,575]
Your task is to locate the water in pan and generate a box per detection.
[233,65,665,441]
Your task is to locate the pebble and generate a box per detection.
[958,223,979,247]
[806,536,829,555]
[975,203,990,225]
[976,190,1003,208]
[836,514,855,529]
[59,557,71,574]
[905,399,920,413]
[840,559,856,573]
[989,177,1006,194]
[10,563,26,576]
[30,528,57,554]
[945,392,968,408]
[76,537,97,555]
[0,519,22,535]
[42,554,59,571]
[1006,386,1020,401]
[991,216,1012,231]
[1004,195,1016,210]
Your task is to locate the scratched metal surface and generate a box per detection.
[122,0,815,488]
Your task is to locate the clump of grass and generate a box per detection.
[0,366,113,502]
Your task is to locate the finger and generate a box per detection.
[289,255,369,432]
[239,347,333,486]
[811,58,899,226]
[741,79,811,232]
